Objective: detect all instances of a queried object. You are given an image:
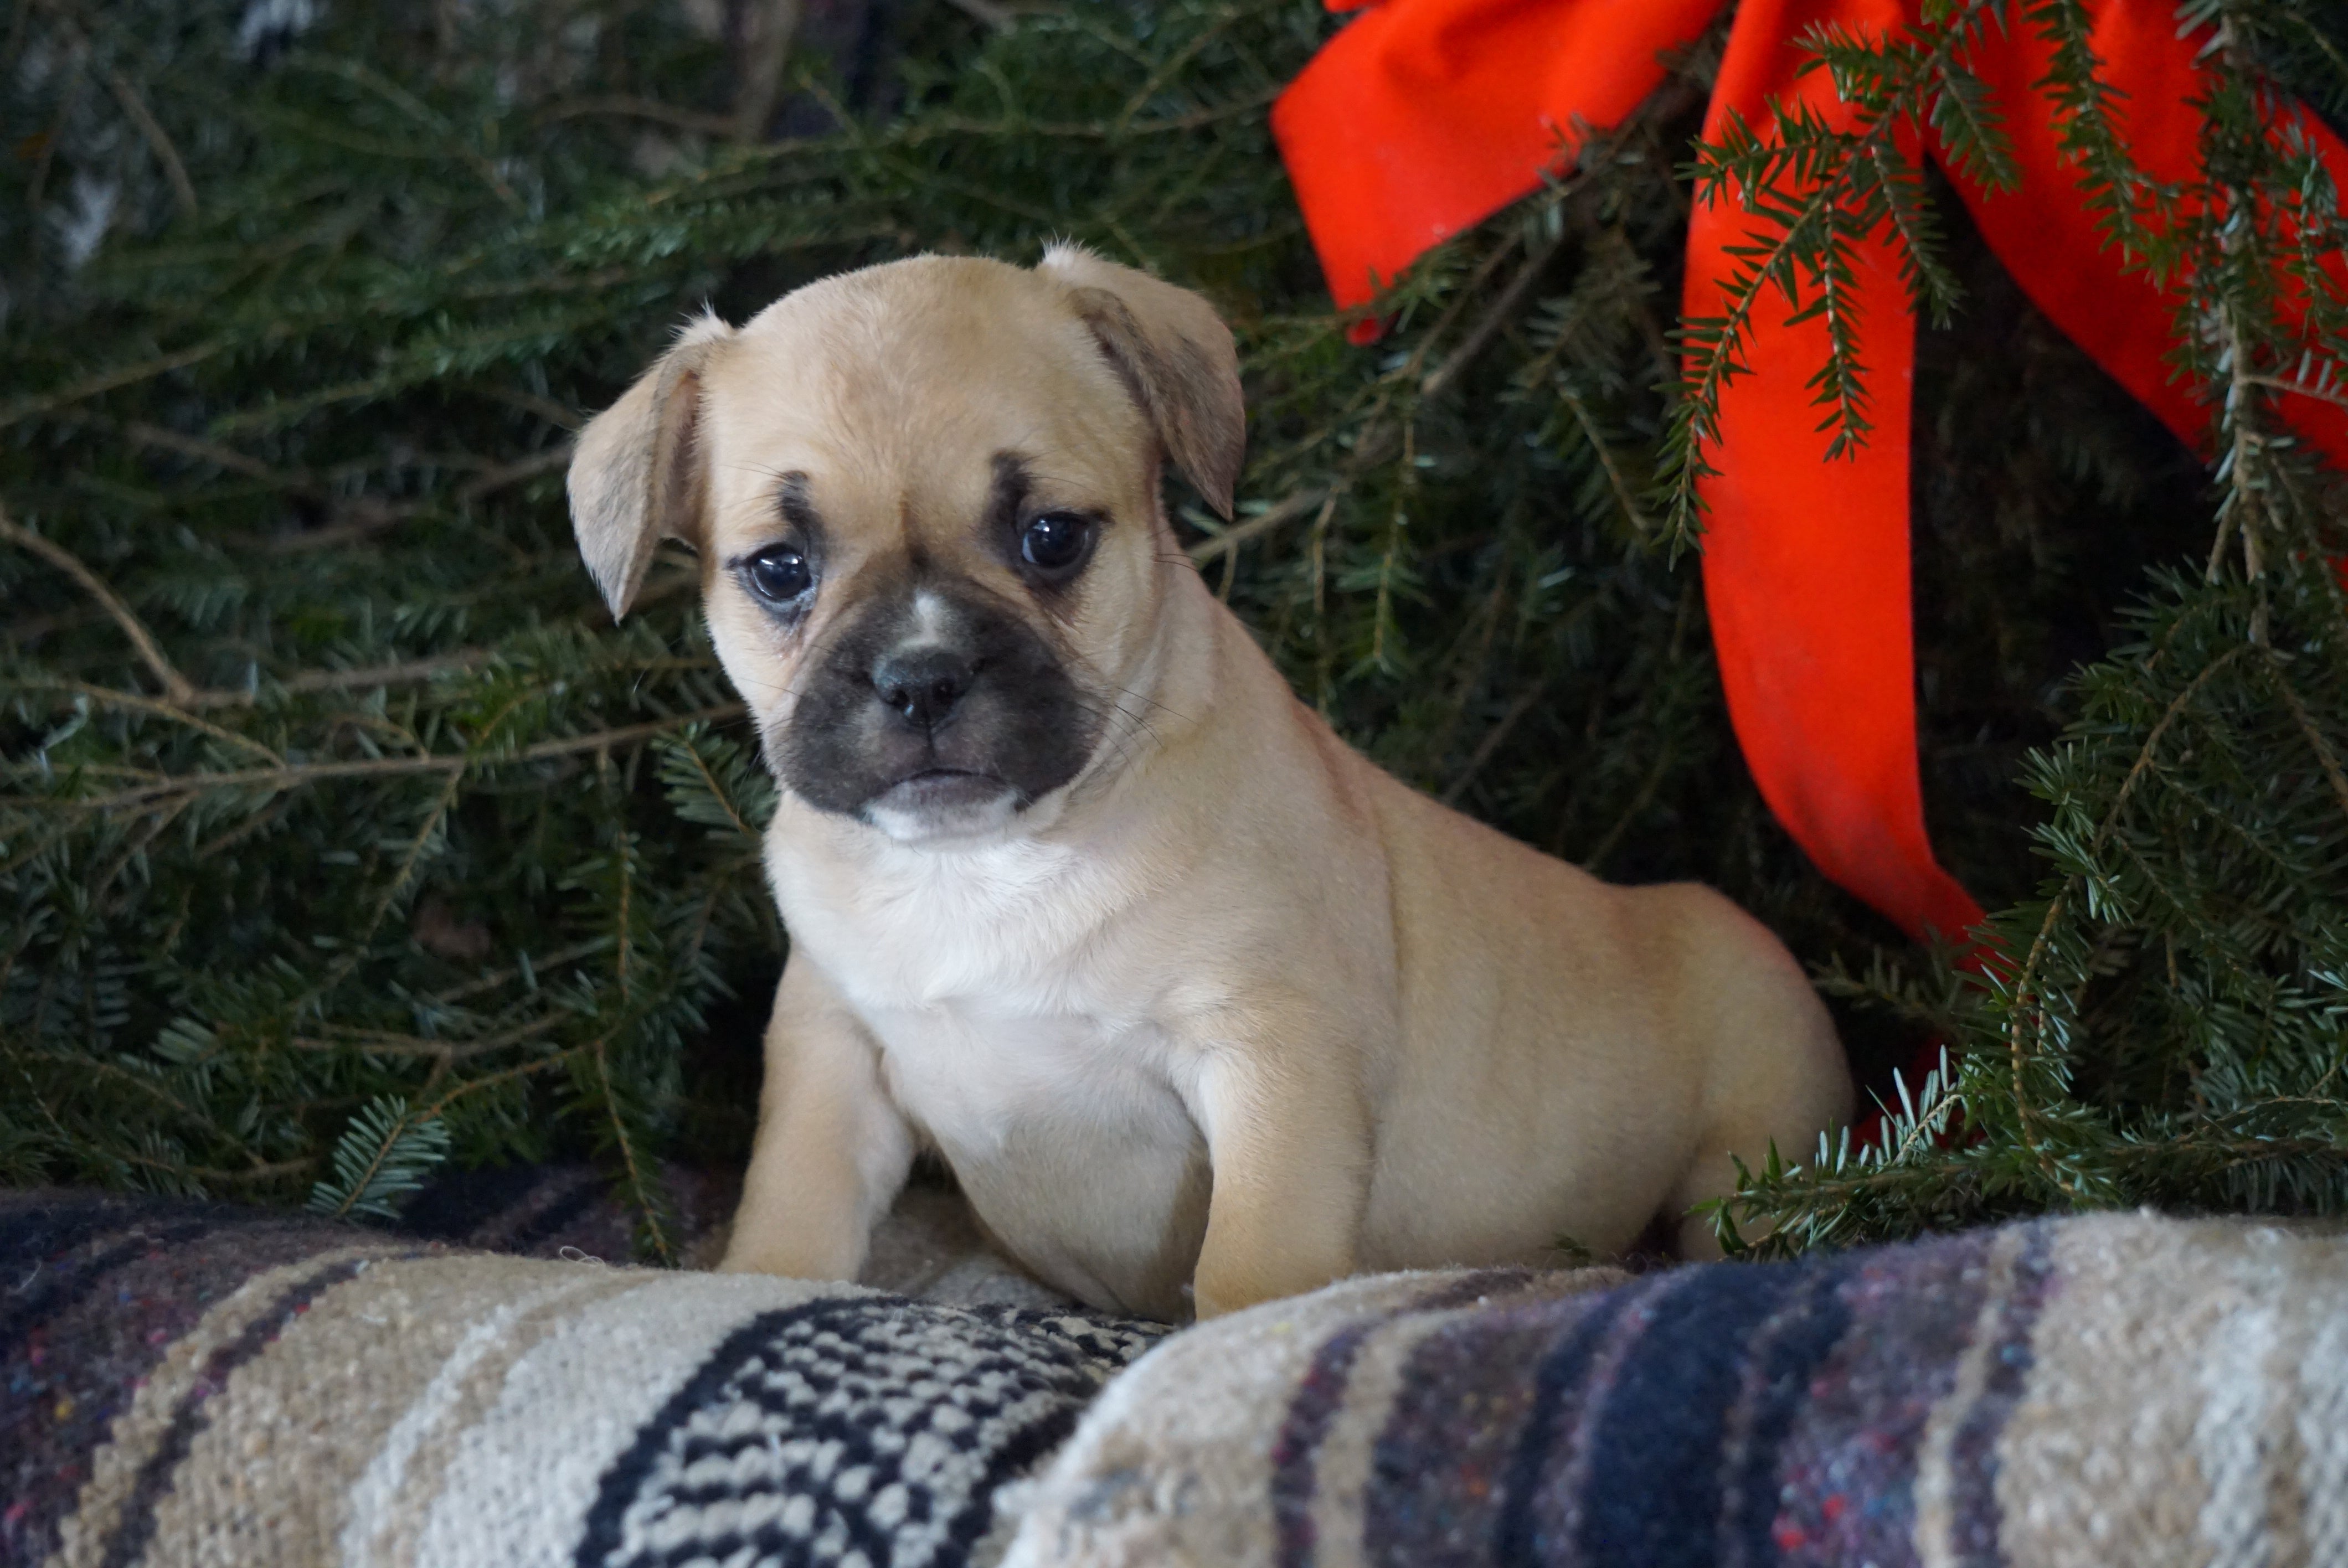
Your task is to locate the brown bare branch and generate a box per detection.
[535,95,735,138]
[7,705,749,811]
[185,650,492,710]
[1187,488,1329,567]
[2267,654,2348,829]
[0,502,197,706]
[730,0,805,144]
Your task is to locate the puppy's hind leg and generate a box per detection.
[719,955,914,1282]
[1665,1028,1851,1262]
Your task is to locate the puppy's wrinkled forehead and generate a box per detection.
[698,260,1148,560]
[568,247,1241,623]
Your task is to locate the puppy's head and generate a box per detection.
[567,247,1244,844]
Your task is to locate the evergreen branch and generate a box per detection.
[664,735,760,842]
[85,29,200,221]
[1441,679,1549,807]
[610,828,635,1006]
[2203,204,2285,609]
[294,1012,568,1060]
[5,707,749,811]
[1421,229,1571,400]
[0,507,198,706]
[177,1158,318,1185]
[420,1048,582,1119]
[122,421,322,496]
[1796,206,1875,459]
[284,54,523,210]
[183,652,493,710]
[87,795,191,917]
[2244,370,2348,413]
[2266,653,2348,829]
[470,385,583,432]
[2023,0,2170,264]
[15,678,286,766]
[455,448,573,505]
[0,341,231,429]
[2001,642,2256,1188]
[343,771,464,963]
[1187,488,1329,566]
[1867,141,1961,325]
[591,1030,674,1264]
[307,1095,451,1220]
[1554,384,1653,534]
[534,95,737,137]
[1365,420,1418,674]
[14,1049,223,1135]
[204,313,617,438]
[1112,6,1242,134]
[1582,730,1677,873]
[1661,179,1840,539]
[1221,221,1536,577]
[271,770,470,1038]
[943,0,1017,30]
[1920,52,2017,194]
[24,0,200,223]
[430,940,610,1005]
[1662,0,2014,544]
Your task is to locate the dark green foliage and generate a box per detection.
[309,1091,454,1219]
[1696,0,2348,1252]
[3,0,2344,1256]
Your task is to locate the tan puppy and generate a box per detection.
[568,247,1851,1321]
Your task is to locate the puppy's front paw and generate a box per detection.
[1192,1276,1283,1320]
[1191,1254,1348,1319]
[1190,1282,1239,1321]
[716,1229,863,1283]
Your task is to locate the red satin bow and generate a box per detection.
[1273,0,2348,950]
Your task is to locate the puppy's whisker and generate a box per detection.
[1060,698,1152,776]
[1064,647,1189,731]
[1106,683,1187,726]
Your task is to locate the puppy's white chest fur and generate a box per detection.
[775,834,1120,1013]
[771,837,1211,1314]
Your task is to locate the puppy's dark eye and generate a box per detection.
[742,545,813,605]
[1020,513,1093,576]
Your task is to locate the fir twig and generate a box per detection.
[0,507,197,706]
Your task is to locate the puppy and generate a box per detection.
[567,247,1851,1320]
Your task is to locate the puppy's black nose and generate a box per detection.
[872,646,972,729]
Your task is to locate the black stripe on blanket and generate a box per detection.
[1485,1283,1640,1566]
[1274,1271,1551,1567]
[575,1300,1165,1568]
[1273,1320,1374,1567]
[1718,1263,1853,1568]
[1944,1226,2057,1567]
[1577,1262,1850,1568]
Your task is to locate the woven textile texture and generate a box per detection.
[13,1192,2348,1567]
[0,1187,1162,1568]
[1002,1211,2348,1568]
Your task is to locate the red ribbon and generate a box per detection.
[1274,0,2348,950]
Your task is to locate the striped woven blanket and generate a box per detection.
[6,1184,2346,1568]
[1005,1211,2348,1568]
[1,1184,1156,1568]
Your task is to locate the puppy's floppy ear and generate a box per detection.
[567,312,735,619]
[1038,243,1246,520]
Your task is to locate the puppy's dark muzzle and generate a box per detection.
[774,581,1099,822]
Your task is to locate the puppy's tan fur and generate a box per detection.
[569,249,1851,1320]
